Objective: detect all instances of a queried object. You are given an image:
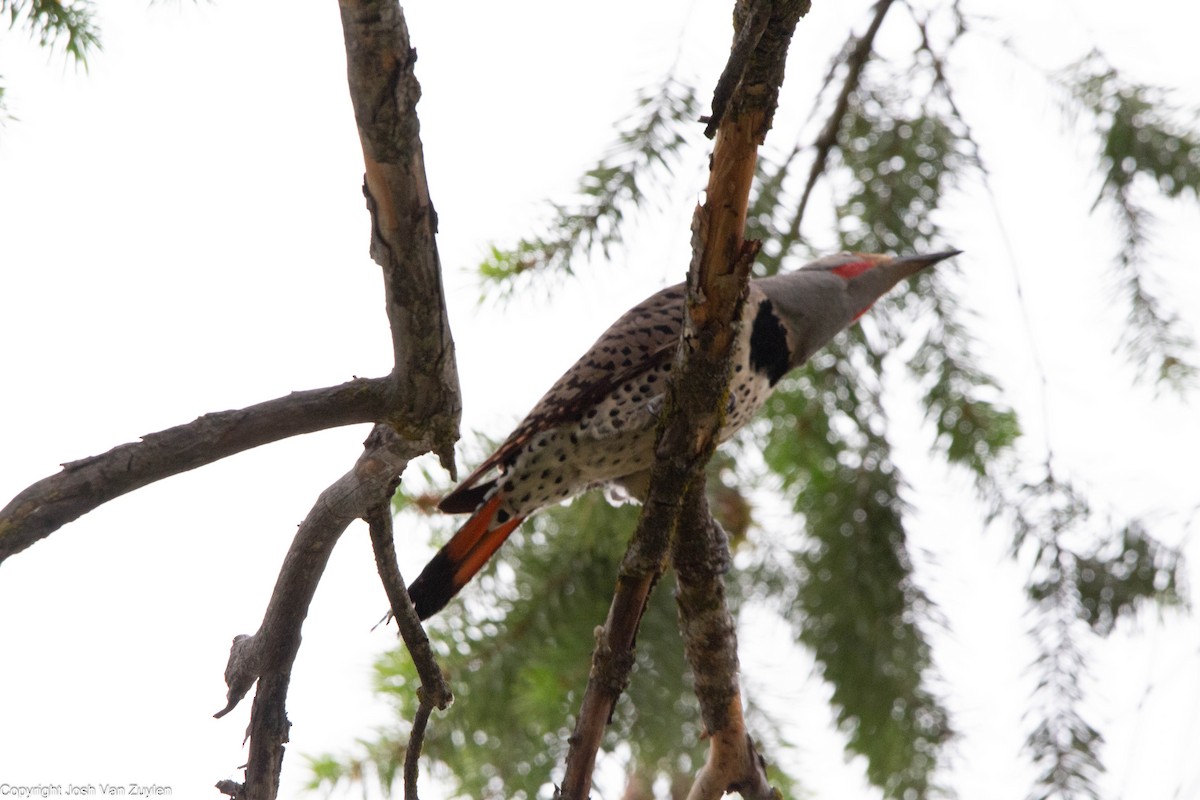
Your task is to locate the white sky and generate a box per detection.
[1,1,1198,799]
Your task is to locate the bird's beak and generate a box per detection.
[887,249,962,277]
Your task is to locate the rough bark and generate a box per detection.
[0,377,393,562]
[340,0,461,475]
[365,493,452,800]
[557,2,809,798]
[211,4,462,799]
[673,489,772,800]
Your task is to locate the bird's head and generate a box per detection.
[756,249,961,368]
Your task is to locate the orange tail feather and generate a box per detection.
[408,493,525,620]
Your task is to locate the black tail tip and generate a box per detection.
[407,550,460,620]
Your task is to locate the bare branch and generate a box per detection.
[0,376,394,563]
[557,2,808,797]
[216,425,430,800]
[673,487,773,800]
[214,4,465,797]
[789,0,895,241]
[557,509,670,797]
[405,698,437,799]
[340,0,462,476]
[365,494,452,800]
[365,498,451,709]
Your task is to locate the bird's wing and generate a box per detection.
[439,282,685,512]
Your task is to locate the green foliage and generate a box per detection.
[1012,475,1185,624]
[1072,521,1184,633]
[824,66,1023,495]
[748,60,1015,797]
[1,0,100,116]
[1010,474,1185,800]
[478,77,700,296]
[833,84,968,255]
[1023,507,1184,639]
[760,356,951,798]
[1062,51,1200,387]
[4,0,99,61]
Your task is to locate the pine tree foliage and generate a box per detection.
[1,0,99,113]
[314,4,1196,799]
[478,78,700,298]
[1059,50,1200,387]
[3,0,97,57]
[759,359,952,798]
[1009,474,1184,800]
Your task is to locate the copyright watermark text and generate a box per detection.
[0,785,172,798]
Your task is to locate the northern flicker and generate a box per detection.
[408,250,960,619]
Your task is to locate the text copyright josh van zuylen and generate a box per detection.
[0,785,172,797]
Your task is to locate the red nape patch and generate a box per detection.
[831,260,875,279]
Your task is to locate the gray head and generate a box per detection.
[755,250,961,368]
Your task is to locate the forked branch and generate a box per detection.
[215,1,462,798]
[557,2,809,797]
[673,486,774,800]
[215,426,435,800]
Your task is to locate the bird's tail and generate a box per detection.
[408,492,525,620]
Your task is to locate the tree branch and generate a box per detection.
[703,2,771,138]
[5,2,460,799]
[1,0,467,563]
[557,2,808,797]
[365,493,452,800]
[340,0,461,476]
[215,3,463,798]
[0,376,394,563]
[789,0,895,240]
[215,425,430,800]
[673,486,773,800]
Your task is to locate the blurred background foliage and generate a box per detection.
[1,0,99,117]
[303,1,1197,799]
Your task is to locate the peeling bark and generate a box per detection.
[557,2,809,798]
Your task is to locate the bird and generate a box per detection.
[407,250,960,619]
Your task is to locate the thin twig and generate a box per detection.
[405,698,437,798]
[789,0,896,243]
[0,376,394,562]
[365,497,452,708]
[365,492,453,800]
